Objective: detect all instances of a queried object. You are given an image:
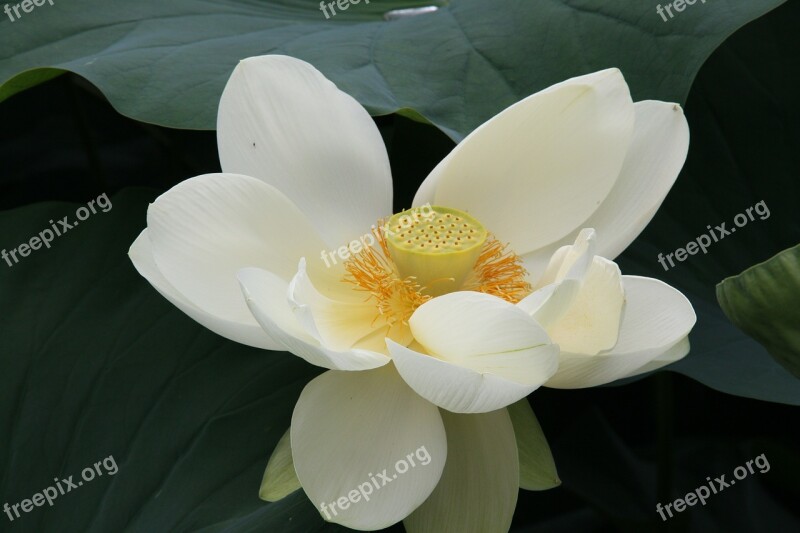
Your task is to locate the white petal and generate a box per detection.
[129,229,280,350]
[590,101,689,258]
[410,292,554,364]
[545,256,625,355]
[389,292,559,413]
[289,259,389,353]
[546,276,696,388]
[238,267,390,371]
[291,366,447,530]
[623,336,691,378]
[414,69,634,254]
[517,282,563,319]
[518,229,595,328]
[537,228,597,287]
[146,173,328,337]
[217,55,393,246]
[608,277,695,353]
[404,409,518,533]
[519,100,690,268]
[387,341,548,415]
[259,429,300,502]
[521,230,624,351]
[519,251,554,287]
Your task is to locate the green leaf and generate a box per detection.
[0,189,342,532]
[0,67,65,101]
[717,244,800,379]
[0,0,784,141]
[508,400,560,491]
[260,429,302,502]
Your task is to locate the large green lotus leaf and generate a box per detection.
[0,189,355,532]
[611,0,800,404]
[0,0,784,141]
[717,244,800,379]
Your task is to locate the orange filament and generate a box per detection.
[343,223,431,329]
[461,236,531,303]
[343,217,531,334]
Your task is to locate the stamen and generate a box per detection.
[343,224,430,339]
[462,236,531,303]
[341,209,532,347]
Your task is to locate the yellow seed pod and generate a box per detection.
[384,206,488,297]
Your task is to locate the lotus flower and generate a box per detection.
[129,55,696,531]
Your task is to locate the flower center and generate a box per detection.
[343,206,531,343]
[385,206,488,297]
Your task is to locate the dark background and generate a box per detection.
[1,1,798,532]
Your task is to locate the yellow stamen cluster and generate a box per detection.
[343,225,431,329]
[461,237,531,303]
[343,207,531,333]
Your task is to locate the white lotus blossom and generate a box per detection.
[129,55,695,531]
